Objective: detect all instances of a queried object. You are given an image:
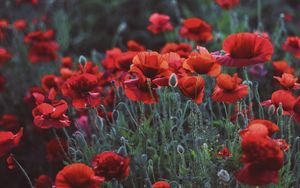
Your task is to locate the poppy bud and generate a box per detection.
[140,154,148,165]
[277,103,283,116]
[268,104,276,116]
[168,73,178,87]
[217,169,230,182]
[177,144,185,154]
[117,21,127,33]
[78,55,87,65]
[112,110,119,121]
[120,136,128,144]
[117,146,127,157]
[242,80,252,87]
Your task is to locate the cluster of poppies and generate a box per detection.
[261,60,300,124]
[236,120,288,186]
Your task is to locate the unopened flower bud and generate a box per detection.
[242,80,252,87]
[217,169,230,182]
[177,144,185,154]
[268,104,276,116]
[140,154,148,165]
[117,146,127,157]
[78,55,87,65]
[168,73,178,87]
[277,103,283,116]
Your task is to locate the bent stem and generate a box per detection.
[12,156,33,188]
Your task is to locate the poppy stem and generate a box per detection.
[115,102,138,128]
[257,0,263,31]
[52,128,73,163]
[172,0,181,23]
[12,156,33,188]
[243,67,254,122]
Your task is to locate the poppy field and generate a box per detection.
[1,0,300,187]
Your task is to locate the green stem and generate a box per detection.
[52,128,72,163]
[257,0,263,31]
[12,156,33,188]
[243,67,253,122]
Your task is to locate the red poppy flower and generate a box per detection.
[215,0,240,10]
[261,90,296,115]
[24,29,54,43]
[28,41,58,63]
[0,128,23,157]
[272,60,295,76]
[152,181,171,188]
[13,19,27,30]
[236,126,284,186]
[178,76,205,104]
[183,47,221,76]
[160,42,192,58]
[61,57,73,69]
[216,32,273,67]
[274,73,300,90]
[214,147,232,158]
[124,52,171,104]
[0,48,12,66]
[35,175,53,188]
[101,48,122,70]
[130,51,170,83]
[282,36,300,59]
[46,138,68,163]
[6,154,15,170]
[0,114,20,131]
[127,40,146,52]
[92,152,130,181]
[179,17,213,43]
[56,163,104,188]
[32,100,70,128]
[61,73,100,108]
[212,73,248,103]
[147,13,173,34]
